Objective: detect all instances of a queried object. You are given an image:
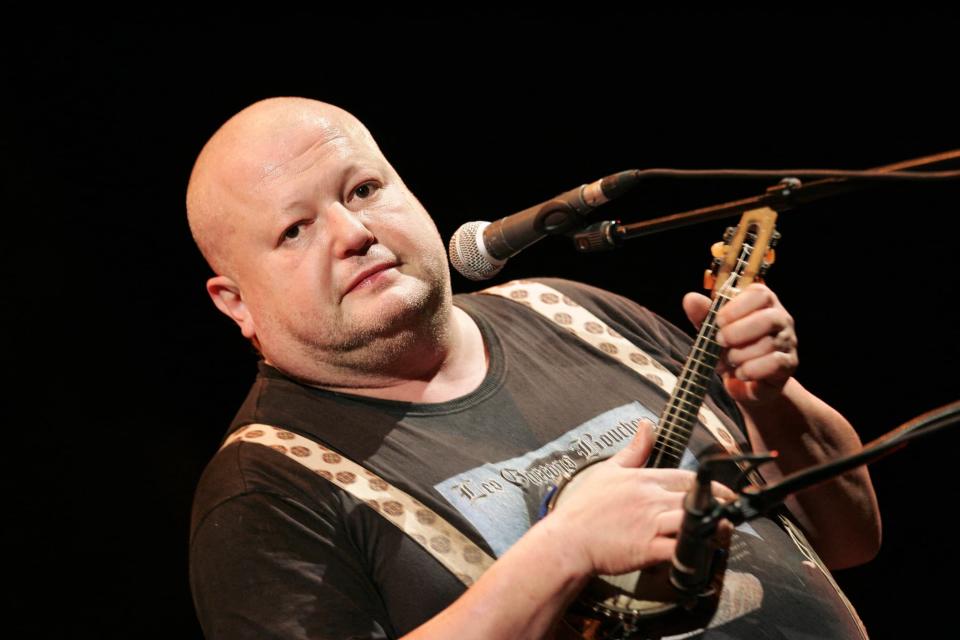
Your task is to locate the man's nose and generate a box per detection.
[327,204,375,258]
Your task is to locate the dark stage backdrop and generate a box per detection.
[7,13,958,638]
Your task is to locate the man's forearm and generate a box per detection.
[402,516,589,640]
[737,377,882,568]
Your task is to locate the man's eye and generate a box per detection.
[281,222,306,243]
[352,181,380,200]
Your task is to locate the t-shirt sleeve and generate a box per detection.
[190,481,393,639]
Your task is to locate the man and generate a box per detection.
[187,97,881,639]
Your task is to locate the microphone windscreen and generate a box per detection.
[448,221,506,281]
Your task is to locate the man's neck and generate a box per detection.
[267,305,489,404]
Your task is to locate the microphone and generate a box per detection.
[670,466,724,596]
[448,170,639,281]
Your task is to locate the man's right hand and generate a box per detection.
[403,421,738,640]
[546,419,737,578]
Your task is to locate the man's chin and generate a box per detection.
[349,278,446,333]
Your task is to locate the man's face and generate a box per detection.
[224,120,450,365]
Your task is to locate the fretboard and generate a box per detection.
[647,285,739,469]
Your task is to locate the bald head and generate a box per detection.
[186,97,380,278]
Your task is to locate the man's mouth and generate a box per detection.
[343,261,399,297]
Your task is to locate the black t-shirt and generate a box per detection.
[189,278,867,639]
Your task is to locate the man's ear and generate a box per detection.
[206,275,257,340]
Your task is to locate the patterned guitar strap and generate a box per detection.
[220,423,495,587]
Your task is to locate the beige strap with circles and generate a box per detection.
[220,424,495,587]
[478,280,742,455]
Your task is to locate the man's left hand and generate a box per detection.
[683,283,798,404]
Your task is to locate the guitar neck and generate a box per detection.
[645,207,778,470]
[648,291,731,469]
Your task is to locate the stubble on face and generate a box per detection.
[284,236,451,355]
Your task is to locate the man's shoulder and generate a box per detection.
[460,276,700,371]
[464,277,665,330]
[467,276,621,299]
[189,437,347,544]
[525,277,641,307]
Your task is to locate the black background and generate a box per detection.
[7,11,959,638]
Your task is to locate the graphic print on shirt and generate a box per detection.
[431,400,871,637]
[434,401,759,558]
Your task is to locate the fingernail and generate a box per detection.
[716,332,727,347]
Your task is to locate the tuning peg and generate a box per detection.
[723,226,737,243]
[704,269,717,291]
[710,242,726,259]
[770,231,781,248]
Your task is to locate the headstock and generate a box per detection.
[703,207,780,296]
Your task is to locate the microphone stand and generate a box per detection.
[669,400,960,598]
[569,149,960,251]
